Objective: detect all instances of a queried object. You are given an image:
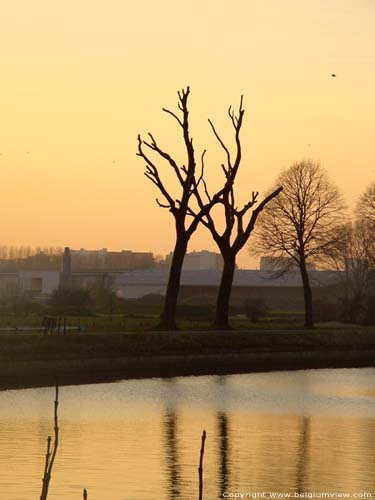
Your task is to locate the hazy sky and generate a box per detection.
[1,0,374,267]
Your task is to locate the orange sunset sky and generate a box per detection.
[1,0,374,267]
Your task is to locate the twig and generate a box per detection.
[40,386,60,500]
[198,430,206,500]
[83,488,88,499]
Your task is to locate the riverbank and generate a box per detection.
[1,329,374,390]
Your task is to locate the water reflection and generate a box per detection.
[296,417,311,493]
[163,409,182,500]
[217,411,230,497]
[0,368,374,499]
[211,375,231,497]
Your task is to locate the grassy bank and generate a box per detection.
[1,325,374,391]
[1,328,374,362]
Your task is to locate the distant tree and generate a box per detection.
[0,283,35,315]
[252,159,346,328]
[189,100,282,328]
[87,276,116,313]
[137,87,240,330]
[49,285,91,315]
[338,220,375,323]
[357,181,375,224]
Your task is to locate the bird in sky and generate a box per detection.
[331,74,336,77]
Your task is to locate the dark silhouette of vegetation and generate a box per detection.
[0,246,63,271]
[244,297,268,323]
[87,277,116,313]
[187,97,282,328]
[357,181,375,224]
[0,245,63,261]
[252,160,345,328]
[312,298,341,322]
[40,386,59,500]
[337,220,375,324]
[0,284,37,316]
[198,430,206,500]
[49,285,92,315]
[137,87,243,330]
[48,279,120,317]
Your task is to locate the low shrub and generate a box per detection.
[313,298,341,322]
[243,297,267,323]
[176,303,214,321]
[363,295,375,325]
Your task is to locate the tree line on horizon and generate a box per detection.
[0,246,64,260]
[138,87,375,330]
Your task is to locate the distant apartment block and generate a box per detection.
[0,248,156,272]
[70,248,155,270]
[165,250,223,271]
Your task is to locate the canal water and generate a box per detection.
[0,368,374,500]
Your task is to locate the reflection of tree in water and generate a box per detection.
[217,411,230,497]
[215,375,230,497]
[163,408,182,500]
[296,416,311,493]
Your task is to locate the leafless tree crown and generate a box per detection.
[252,159,346,269]
[137,87,236,237]
[357,181,375,224]
[185,97,282,255]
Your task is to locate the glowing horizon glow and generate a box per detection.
[0,0,374,267]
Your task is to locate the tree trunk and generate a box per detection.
[159,235,188,330]
[213,254,236,329]
[299,257,314,328]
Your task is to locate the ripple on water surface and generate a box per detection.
[0,367,374,500]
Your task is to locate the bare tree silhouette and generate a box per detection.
[357,181,375,225]
[252,159,345,328]
[338,220,375,323]
[137,87,240,330]
[189,97,282,328]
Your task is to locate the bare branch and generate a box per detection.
[251,160,346,275]
[156,198,172,209]
[162,107,183,127]
[235,191,259,217]
[233,186,283,253]
[138,134,177,210]
[40,386,60,500]
[220,163,229,178]
[196,150,207,188]
[143,132,184,186]
[208,119,231,168]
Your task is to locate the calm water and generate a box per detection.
[0,368,374,500]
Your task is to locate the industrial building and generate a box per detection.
[0,247,341,309]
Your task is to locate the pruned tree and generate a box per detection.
[252,159,346,328]
[357,181,375,224]
[189,98,282,328]
[137,87,239,330]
